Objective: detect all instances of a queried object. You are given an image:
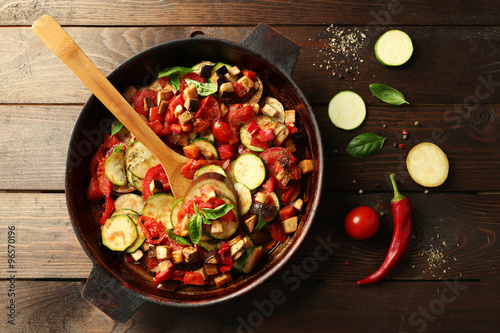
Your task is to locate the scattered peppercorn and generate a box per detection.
[383,123,387,128]
[379,211,385,217]
[424,189,429,194]
[399,143,405,149]
[414,121,419,126]
[359,189,364,194]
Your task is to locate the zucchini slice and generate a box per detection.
[233,154,266,190]
[182,172,238,210]
[143,193,176,229]
[328,91,366,130]
[204,195,239,240]
[190,137,219,160]
[125,140,160,178]
[375,30,413,66]
[114,193,144,213]
[198,240,220,251]
[267,191,281,222]
[194,164,227,179]
[105,149,127,186]
[127,169,144,193]
[102,214,138,252]
[234,246,263,273]
[112,208,140,216]
[234,183,253,215]
[240,114,275,152]
[170,198,183,230]
[124,214,146,253]
[226,161,237,184]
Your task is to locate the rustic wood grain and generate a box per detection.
[1,192,498,280]
[3,26,500,105]
[1,0,500,26]
[2,104,499,192]
[1,280,499,332]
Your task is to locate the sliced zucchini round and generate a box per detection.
[240,114,275,152]
[105,149,127,186]
[125,141,160,178]
[124,214,146,253]
[114,193,144,213]
[111,208,140,217]
[127,169,144,193]
[234,183,253,215]
[194,164,227,179]
[233,154,266,190]
[267,191,281,222]
[234,246,263,273]
[190,137,219,160]
[328,91,366,130]
[112,182,136,195]
[143,193,176,229]
[226,161,237,184]
[170,198,183,230]
[375,30,413,66]
[102,214,138,252]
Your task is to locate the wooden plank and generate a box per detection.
[0,193,92,279]
[1,0,500,26]
[1,192,498,280]
[2,103,499,192]
[1,280,499,332]
[3,26,500,105]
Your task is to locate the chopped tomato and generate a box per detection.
[192,118,211,133]
[258,128,275,142]
[158,77,170,89]
[219,265,233,273]
[281,185,296,205]
[184,271,205,286]
[218,241,233,267]
[154,265,186,284]
[171,123,182,135]
[169,94,184,116]
[183,145,200,159]
[195,96,221,126]
[228,103,254,125]
[287,123,299,135]
[242,70,256,80]
[89,145,106,179]
[232,81,249,99]
[149,106,163,122]
[262,177,275,193]
[158,121,171,136]
[180,73,205,91]
[148,257,159,271]
[250,136,269,150]
[183,196,213,215]
[98,173,113,198]
[133,89,157,116]
[103,133,121,149]
[270,221,288,242]
[99,196,114,225]
[246,119,260,135]
[142,164,170,201]
[260,147,297,189]
[147,119,165,135]
[278,204,297,221]
[87,178,103,202]
[219,209,236,223]
[139,216,167,245]
[238,143,254,155]
[211,121,233,143]
[180,159,211,179]
[217,144,235,160]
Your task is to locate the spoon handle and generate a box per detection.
[32,15,189,198]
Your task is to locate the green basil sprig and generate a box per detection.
[184,78,218,96]
[158,66,193,79]
[169,74,180,90]
[110,122,124,137]
[166,229,191,246]
[347,132,387,158]
[369,83,409,105]
[254,215,267,233]
[188,203,234,245]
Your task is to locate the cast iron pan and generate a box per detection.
[65,23,324,322]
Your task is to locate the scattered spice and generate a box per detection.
[403,135,408,140]
[312,25,366,79]
[379,211,385,217]
[402,130,408,135]
[399,143,405,149]
[414,121,420,126]
[358,189,364,194]
[345,260,350,266]
[424,189,429,194]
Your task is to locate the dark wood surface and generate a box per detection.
[1,1,500,332]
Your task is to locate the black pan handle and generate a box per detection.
[240,23,300,77]
[82,263,145,323]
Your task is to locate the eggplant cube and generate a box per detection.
[172,250,184,263]
[215,65,229,77]
[200,63,214,78]
[237,75,255,90]
[285,109,296,124]
[204,263,219,276]
[183,84,198,100]
[178,111,194,125]
[276,167,295,188]
[292,198,304,211]
[210,221,224,234]
[214,272,233,287]
[130,249,143,261]
[156,245,172,260]
[262,103,278,118]
[282,216,298,234]
[244,215,257,233]
[143,97,154,112]
[158,89,174,103]
[182,246,199,263]
[254,191,269,204]
[219,82,234,100]
[299,159,314,174]
[158,100,169,115]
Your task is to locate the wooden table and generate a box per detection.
[1,1,500,332]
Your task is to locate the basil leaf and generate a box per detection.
[369,83,409,105]
[110,122,124,137]
[189,214,203,245]
[158,66,193,79]
[169,74,180,90]
[202,203,235,220]
[112,144,124,153]
[185,78,218,96]
[254,215,267,233]
[166,229,191,246]
[346,133,387,158]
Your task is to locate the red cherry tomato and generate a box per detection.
[228,104,254,125]
[211,121,233,143]
[344,206,380,240]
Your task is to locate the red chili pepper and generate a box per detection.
[357,174,411,285]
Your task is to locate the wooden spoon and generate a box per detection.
[32,15,191,199]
